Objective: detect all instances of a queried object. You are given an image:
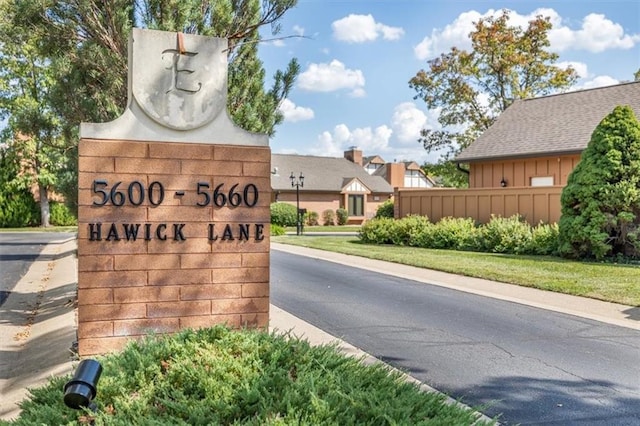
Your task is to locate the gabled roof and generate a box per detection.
[456,81,640,162]
[363,155,385,166]
[271,154,393,193]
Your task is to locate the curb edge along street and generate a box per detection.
[4,236,638,421]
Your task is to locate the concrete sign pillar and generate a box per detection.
[77,29,270,356]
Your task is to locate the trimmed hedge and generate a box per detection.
[359,215,559,256]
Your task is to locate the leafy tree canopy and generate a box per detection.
[1,0,300,219]
[410,9,577,185]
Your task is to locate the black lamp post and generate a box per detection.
[290,172,304,235]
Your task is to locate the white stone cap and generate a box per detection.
[80,28,267,146]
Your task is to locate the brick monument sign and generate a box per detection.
[77,29,270,356]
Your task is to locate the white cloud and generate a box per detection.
[556,61,588,78]
[292,25,305,36]
[297,60,366,96]
[391,103,428,144]
[414,8,640,60]
[332,14,404,43]
[278,99,314,123]
[549,13,640,53]
[311,124,392,156]
[578,75,620,90]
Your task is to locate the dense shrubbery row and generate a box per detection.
[359,215,559,256]
[271,203,352,227]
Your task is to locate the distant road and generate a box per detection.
[0,232,76,306]
[270,249,640,425]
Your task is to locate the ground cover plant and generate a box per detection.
[3,326,490,425]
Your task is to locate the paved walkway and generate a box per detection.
[1,238,637,421]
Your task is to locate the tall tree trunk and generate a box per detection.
[39,184,50,227]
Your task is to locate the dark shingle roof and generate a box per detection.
[271,154,394,193]
[456,81,640,162]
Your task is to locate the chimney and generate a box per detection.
[385,162,405,188]
[344,146,363,166]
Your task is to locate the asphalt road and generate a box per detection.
[0,232,76,306]
[270,249,640,425]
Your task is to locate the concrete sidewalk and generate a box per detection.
[1,239,637,421]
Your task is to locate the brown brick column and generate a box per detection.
[77,139,271,355]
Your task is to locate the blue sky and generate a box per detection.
[258,0,640,164]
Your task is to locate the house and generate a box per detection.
[455,81,640,189]
[271,148,434,224]
[395,81,640,224]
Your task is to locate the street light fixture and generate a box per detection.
[290,172,304,235]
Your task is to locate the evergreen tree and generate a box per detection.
[558,106,640,260]
[1,0,299,216]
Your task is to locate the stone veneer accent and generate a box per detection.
[77,139,270,355]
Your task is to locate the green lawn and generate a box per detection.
[272,235,640,306]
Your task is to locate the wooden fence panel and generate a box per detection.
[395,186,564,225]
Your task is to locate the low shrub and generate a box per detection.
[390,215,431,246]
[270,224,286,236]
[528,222,560,255]
[305,210,319,226]
[336,208,348,225]
[358,217,396,244]
[4,326,487,425]
[374,199,394,218]
[428,217,480,250]
[480,215,533,254]
[322,209,335,226]
[49,202,77,226]
[270,202,297,227]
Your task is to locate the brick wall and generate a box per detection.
[77,139,271,355]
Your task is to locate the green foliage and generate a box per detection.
[480,215,533,254]
[529,222,560,256]
[5,326,487,425]
[410,10,577,162]
[559,106,640,260]
[358,217,396,244]
[48,202,77,226]
[421,161,469,188]
[0,148,40,228]
[270,202,297,227]
[415,217,480,250]
[322,209,335,226]
[336,208,348,225]
[359,215,559,255]
[305,210,319,226]
[374,199,395,218]
[270,224,285,236]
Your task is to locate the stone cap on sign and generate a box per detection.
[80,28,267,146]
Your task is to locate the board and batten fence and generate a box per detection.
[394,186,564,225]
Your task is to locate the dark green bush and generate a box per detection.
[3,326,487,425]
[305,210,319,226]
[559,105,640,260]
[49,202,77,226]
[480,215,532,254]
[336,208,348,225]
[270,224,285,236]
[389,215,431,246]
[374,199,394,218]
[0,148,40,228]
[322,209,335,226]
[270,202,297,227]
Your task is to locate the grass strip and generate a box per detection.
[272,236,640,306]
